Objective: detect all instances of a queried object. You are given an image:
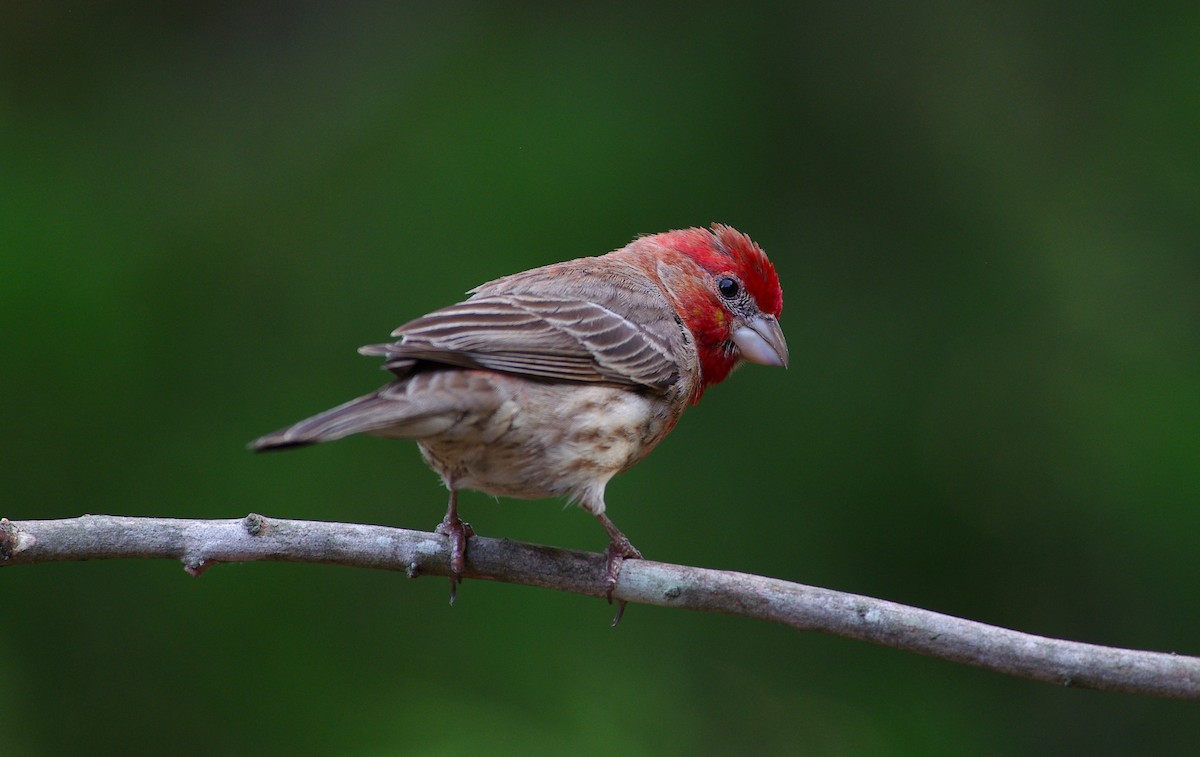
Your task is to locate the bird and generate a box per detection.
[250,224,787,620]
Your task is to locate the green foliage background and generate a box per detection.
[4,3,1198,754]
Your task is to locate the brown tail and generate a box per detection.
[248,391,408,452]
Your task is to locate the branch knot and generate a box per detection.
[0,518,36,561]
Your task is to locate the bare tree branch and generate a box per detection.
[3,514,1197,700]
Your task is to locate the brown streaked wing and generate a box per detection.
[360,293,680,390]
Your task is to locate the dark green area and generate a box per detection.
[4,3,1198,754]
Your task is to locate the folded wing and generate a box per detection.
[360,261,686,391]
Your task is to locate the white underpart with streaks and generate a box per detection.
[403,370,678,515]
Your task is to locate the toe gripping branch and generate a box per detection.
[436,491,474,605]
[598,513,643,627]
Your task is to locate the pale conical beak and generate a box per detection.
[732,314,789,369]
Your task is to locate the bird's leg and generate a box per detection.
[596,512,643,626]
[435,489,474,605]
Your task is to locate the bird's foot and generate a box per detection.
[435,511,475,605]
[604,536,643,627]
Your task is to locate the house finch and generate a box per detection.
[250,224,787,619]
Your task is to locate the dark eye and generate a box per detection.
[717,276,740,299]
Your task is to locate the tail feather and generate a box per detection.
[249,391,411,452]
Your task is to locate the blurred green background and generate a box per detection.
[4,2,1198,754]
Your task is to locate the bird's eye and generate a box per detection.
[717,277,740,299]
